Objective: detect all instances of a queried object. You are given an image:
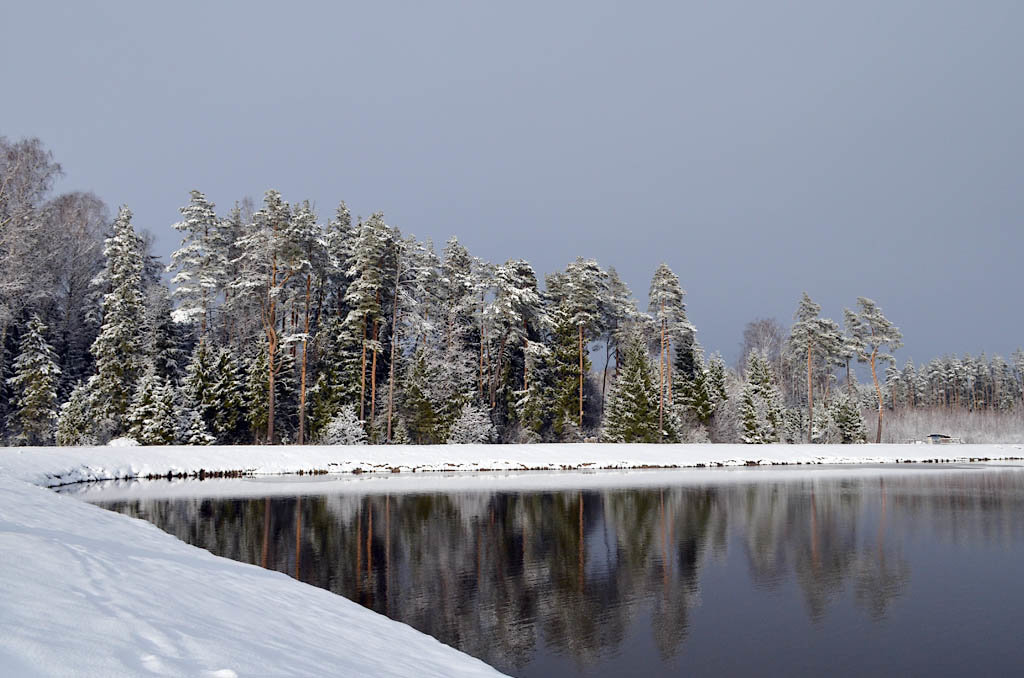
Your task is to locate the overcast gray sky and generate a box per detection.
[4,0,1022,365]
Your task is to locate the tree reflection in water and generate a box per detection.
[98,471,1024,677]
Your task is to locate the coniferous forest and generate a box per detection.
[3,136,1023,447]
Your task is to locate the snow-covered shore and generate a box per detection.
[3,442,1023,677]
[4,442,1023,488]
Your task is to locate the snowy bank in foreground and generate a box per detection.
[2,444,1022,678]
[0,475,504,678]
[2,442,1023,488]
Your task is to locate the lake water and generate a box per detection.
[76,465,1024,677]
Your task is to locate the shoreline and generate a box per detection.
[2,443,1022,677]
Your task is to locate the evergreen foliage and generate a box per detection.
[6,315,61,444]
[602,333,661,443]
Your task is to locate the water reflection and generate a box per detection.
[94,469,1024,677]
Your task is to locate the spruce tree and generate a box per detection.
[88,205,146,436]
[167,190,228,337]
[56,382,95,446]
[322,406,368,445]
[6,315,61,445]
[447,402,497,444]
[126,368,176,445]
[602,332,660,443]
[739,352,784,444]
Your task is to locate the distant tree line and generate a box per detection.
[2,136,1022,446]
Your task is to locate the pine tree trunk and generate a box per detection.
[807,343,813,444]
[523,319,529,392]
[659,313,665,436]
[846,359,853,398]
[386,256,401,443]
[578,323,584,428]
[267,332,276,444]
[359,316,368,421]
[370,318,379,430]
[870,349,884,443]
[298,275,311,445]
[601,339,612,417]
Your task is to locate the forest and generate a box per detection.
[3,136,1023,447]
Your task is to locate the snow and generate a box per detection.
[2,442,1022,489]
[0,471,503,677]
[3,442,1023,676]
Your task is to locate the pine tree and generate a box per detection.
[829,393,867,444]
[739,352,784,444]
[6,315,61,445]
[322,406,368,445]
[602,332,661,443]
[648,264,693,434]
[56,381,95,446]
[447,402,497,444]
[211,348,246,443]
[167,190,228,337]
[402,348,438,444]
[184,343,218,434]
[231,190,302,443]
[87,205,146,436]
[846,297,903,443]
[126,367,176,445]
[788,292,843,443]
[175,386,215,445]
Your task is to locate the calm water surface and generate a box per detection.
[80,466,1024,677]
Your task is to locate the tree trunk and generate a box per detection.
[578,323,584,428]
[298,275,311,445]
[601,338,612,416]
[386,256,402,443]
[807,343,814,444]
[523,319,529,392]
[659,313,665,436]
[870,349,883,443]
[267,331,276,444]
[359,316,368,421]
[370,317,379,430]
[846,358,853,398]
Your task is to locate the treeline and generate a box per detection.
[2,136,1022,446]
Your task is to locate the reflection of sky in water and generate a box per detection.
[89,468,1024,677]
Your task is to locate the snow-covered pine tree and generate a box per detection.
[402,348,438,444]
[845,297,902,443]
[175,385,215,445]
[167,190,228,338]
[447,402,497,444]
[343,213,391,423]
[547,258,606,433]
[602,331,661,443]
[6,315,61,445]
[87,205,147,437]
[126,367,176,445]
[829,393,867,444]
[184,342,218,434]
[648,264,693,434]
[490,258,546,406]
[788,292,842,443]
[322,406,367,445]
[231,190,303,443]
[211,347,246,443]
[739,351,784,444]
[56,381,95,446]
[287,200,326,444]
[598,268,643,415]
[145,283,186,381]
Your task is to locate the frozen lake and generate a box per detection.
[73,465,1024,677]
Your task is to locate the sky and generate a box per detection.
[4,0,1023,366]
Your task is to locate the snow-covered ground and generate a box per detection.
[4,442,1023,488]
[3,442,1023,677]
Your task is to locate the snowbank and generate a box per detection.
[2,442,1023,488]
[3,442,1023,677]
